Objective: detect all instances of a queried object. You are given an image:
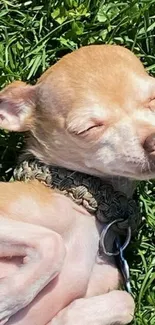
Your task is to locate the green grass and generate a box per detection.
[0,0,155,323]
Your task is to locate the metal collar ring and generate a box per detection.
[99,218,132,257]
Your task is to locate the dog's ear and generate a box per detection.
[0,81,36,131]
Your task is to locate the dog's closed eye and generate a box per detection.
[67,122,105,143]
[67,105,106,139]
[148,98,155,112]
[76,124,104,136]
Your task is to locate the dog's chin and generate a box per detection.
[110,162,155,181]
[110,169,155,181]
[135,159,155,180]
[91,158,155,181]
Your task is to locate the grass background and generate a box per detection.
[0,0,155,324]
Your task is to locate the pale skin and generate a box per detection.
[0,44,155,324]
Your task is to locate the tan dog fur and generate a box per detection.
[0,45,155,324]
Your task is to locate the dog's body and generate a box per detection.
[0,44,155,324]
[0,181,123,325]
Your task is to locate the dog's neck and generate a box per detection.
[25,150,136,199]
[13,159,140,234]
[101,176,137,198]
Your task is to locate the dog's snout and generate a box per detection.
[143,133,155,153]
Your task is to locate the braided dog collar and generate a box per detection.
[12,159,140,234]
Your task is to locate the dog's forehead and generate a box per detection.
[51,45,148,98]
[56,45,146,78]
[37,45,152,124]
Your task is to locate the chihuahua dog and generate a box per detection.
[0,44,155,325]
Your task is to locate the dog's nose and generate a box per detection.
[143,133,155,153]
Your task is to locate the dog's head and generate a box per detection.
[1,44,155,180]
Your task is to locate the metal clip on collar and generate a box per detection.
[99,218,132,293]
[115,238,131,293]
